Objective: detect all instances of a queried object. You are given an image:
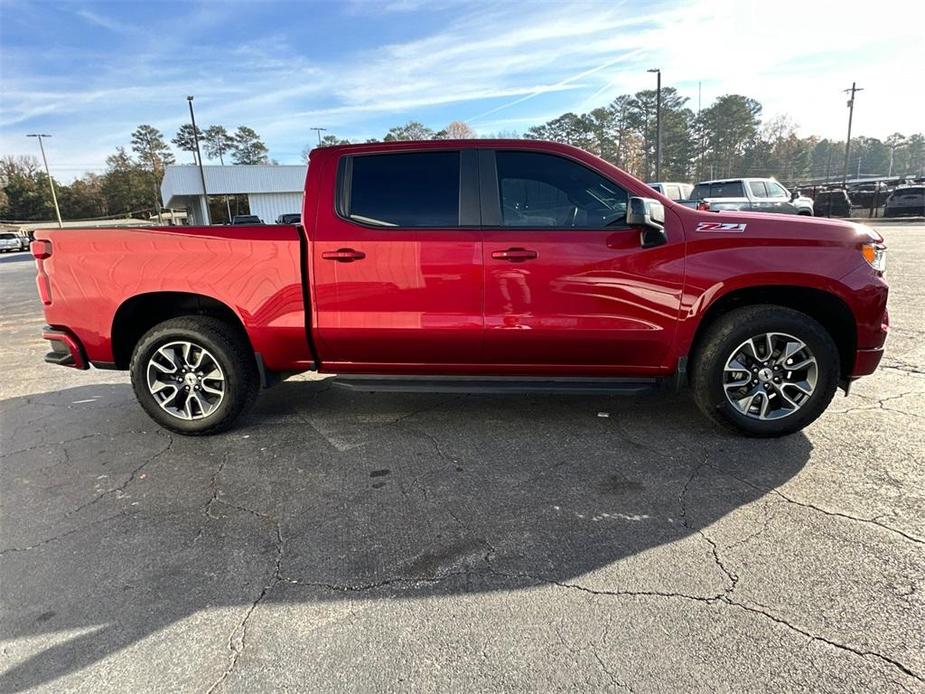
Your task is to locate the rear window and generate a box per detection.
[895,187,924,196]
[693,181,745,199]
[347,151,460,227]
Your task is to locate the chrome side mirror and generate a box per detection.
[626,196,667,248]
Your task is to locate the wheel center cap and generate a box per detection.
[184,373,198,386]
[757,367,773,383]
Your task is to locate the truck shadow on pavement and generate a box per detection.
[0,380,812,690]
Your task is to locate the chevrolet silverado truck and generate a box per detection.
[684,177,815,215]
[32,140,888,437]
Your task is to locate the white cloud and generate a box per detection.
[4,0,922,179]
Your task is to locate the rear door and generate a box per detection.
[311,149,483,367]
[480,149,684,372]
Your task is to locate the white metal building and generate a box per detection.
[160,165,306,224]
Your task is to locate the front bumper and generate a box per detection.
[42,326,89,370]
[851,347,884,377]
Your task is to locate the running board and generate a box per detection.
[330,375,660,395]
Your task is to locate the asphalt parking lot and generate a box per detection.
[1,225,923,693]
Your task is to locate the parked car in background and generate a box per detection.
[0,232,26,252]
[684,178,814,216]
[32,139,888,439]
[276,213,301,224]
[814,189,852,217]
[231,215,263,225]
[648,182,693,201]
[884,185,925,217]
[847,183,890,210]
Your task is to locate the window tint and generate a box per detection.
[0,233,15,239]
[348,151,460,227]
[748,181,768,197]
[496,151,628,229]
[766,181,788,198]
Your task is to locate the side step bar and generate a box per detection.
[330,375,660,396]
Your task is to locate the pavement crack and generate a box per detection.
[60,432,174,520]
[206,523,284,694]
[707,465,924,545]
[723,598,923,684]
[0,513,122,555]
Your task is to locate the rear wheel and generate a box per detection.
[130,316,258,435]
[691,305,839,437]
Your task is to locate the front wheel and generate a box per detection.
[691,305,839,437]
[130,316,259,435]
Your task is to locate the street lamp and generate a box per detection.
[647,68,661,182]
[26,134,63,228]
[187,96,211,225]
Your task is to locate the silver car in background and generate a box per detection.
[0,233,27,252]
[684,178,814,216]
[648,181,693,201]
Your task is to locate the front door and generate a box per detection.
[311,149,483,368]
[480,150,684,372]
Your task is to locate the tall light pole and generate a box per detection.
[26,134,63,228]
[310,127,327,146]
[647,68,661,182]
[841,82,863,187]
[187,96,211,225]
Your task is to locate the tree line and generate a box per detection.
[3,92,924,222]
[0,124,272,221]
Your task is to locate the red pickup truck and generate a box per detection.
[33,140,888,437]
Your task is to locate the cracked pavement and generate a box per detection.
[1,225,923,692]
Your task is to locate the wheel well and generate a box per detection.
[111,292,251,369]
[689,286,857,379]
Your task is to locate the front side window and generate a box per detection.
[347,151,460,227]
[766,181,788,198]
[748,181,768,197]
[496,151,628,229]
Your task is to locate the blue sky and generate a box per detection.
[2,0,922,180]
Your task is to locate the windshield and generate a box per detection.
[692,181,745,199]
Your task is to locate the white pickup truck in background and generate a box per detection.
[683,177,814,216]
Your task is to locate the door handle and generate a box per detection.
[322,248,366,262]
[491,248,538,262]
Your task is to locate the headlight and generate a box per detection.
[861,243,886,273]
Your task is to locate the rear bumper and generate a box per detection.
[42,326,89,370]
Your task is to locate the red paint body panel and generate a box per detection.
[309,151,484,365]
[34,139,889,385]
[35,225,311,371]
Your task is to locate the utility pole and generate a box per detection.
[648,68,661,181]
[26,134,63,228]
[310,127,327,146]
[187,96,211,226]
[841,82,863,186]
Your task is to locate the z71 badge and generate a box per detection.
[696,222,747,232]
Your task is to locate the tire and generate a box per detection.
[691,305,839,437]
[130,316,259,435]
